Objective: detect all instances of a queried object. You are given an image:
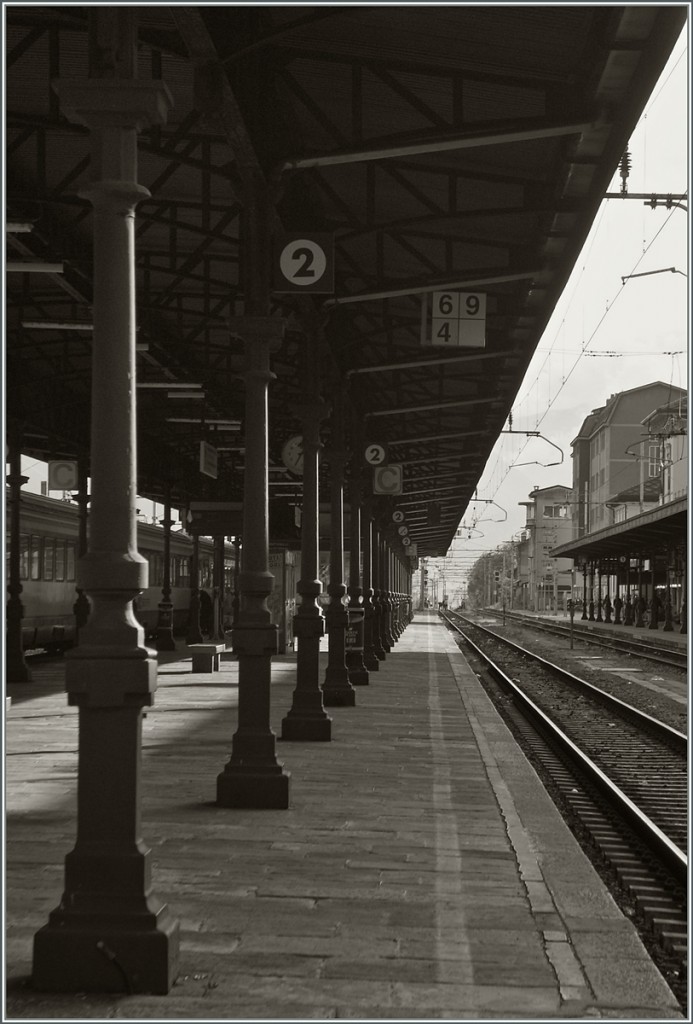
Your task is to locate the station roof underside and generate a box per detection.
[551,497,687,562]
[5,6,685,556]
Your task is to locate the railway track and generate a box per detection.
[442,610,688,993]
[482,607,687,670]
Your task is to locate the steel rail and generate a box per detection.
[442,612,688,884]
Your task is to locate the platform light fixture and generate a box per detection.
[138,382,203,390]
[7,261,64,273]
[165,417,240,425]
[22,320,93,331]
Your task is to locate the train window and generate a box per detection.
[55,540,66,582]
[66,541,76,581]
[30,535,41,580]
[199,557,212,588]
[43,538,55,581]
[19,534,29,580]
[179,556,190,582]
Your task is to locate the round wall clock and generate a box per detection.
[281,435,304,475]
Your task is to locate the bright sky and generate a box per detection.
[433,24,689,601]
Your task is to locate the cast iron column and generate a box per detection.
[216,316,290,807]
[281,385,332,741]
[346,424,369,685]
[73,452,91,640]
[34,35,179,993]
[6,429,31,682]
[186,534,203,643]
[371,522,387,660]
[155,490,176,651]
[212,534,225,643]
[232,537,241,626]
[595,564,603,622]
[322,379,355,706]
[382,540,395,649]
[361,499,380,671]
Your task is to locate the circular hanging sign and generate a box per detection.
[275,234,334,293]
[392,510,405,524]
[364,442,388,466]
[397,525,408,536]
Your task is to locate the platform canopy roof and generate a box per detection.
[551,496,688,563]
[5,6,685,556]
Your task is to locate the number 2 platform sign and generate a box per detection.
[427,291,486,348]
[274,233,335,294]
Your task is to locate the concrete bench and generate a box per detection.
[187,643,226,673]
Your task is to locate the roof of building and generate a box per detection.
[570,382,686,447]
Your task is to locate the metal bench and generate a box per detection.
[186,643,226,672]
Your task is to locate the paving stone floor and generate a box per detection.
[4,613,683,1020]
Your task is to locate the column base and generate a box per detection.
[216,766,290,809]
[281,711,332,741]
[322,685,356,707]
[364,653,380,671]
[33,901,179,994]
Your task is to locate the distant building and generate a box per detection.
[518,485,573,611]
[570,382,687,537]
[641,394,688,505]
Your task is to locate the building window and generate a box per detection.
[542,504,569,519]
[648,443,660,478]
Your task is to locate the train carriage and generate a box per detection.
[6,489,236,652]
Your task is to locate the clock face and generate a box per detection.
[281,435,304,475]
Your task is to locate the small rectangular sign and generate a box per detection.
[345,608,365,651]
[426,290,486,348]
[199,441,218,479]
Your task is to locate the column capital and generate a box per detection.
[53,78,173,130]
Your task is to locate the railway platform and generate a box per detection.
[5,612,683,1020]
[481,609,688,651]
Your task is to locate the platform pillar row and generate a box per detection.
[33,30,179,994]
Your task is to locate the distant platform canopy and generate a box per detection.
[550,497,687,562]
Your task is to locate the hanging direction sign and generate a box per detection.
[188,501,243,536]
[426,291,486,348]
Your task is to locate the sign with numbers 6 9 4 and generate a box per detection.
[274,233,335,293]
[429,291,486,348]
